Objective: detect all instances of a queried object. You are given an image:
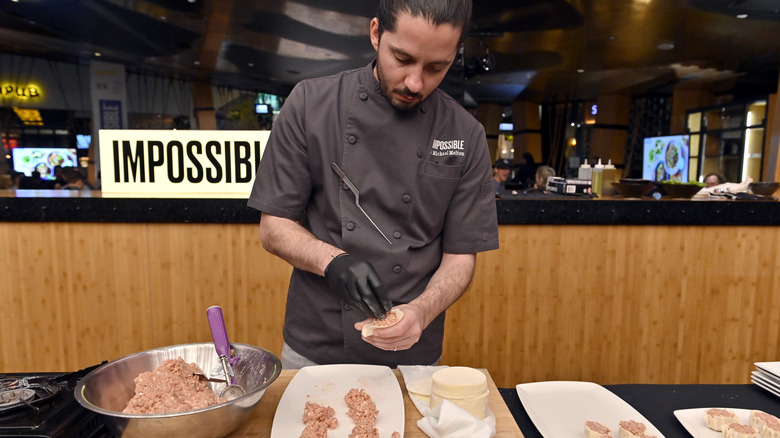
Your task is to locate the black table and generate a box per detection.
[499,384,780,437]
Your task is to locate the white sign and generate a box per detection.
[99,129,270,198]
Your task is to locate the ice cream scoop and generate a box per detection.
[206,306,245,400]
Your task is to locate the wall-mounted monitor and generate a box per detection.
[642,134,690,182]
[12,148,78,181]
[76,134,91,149]
[255,103,270,114]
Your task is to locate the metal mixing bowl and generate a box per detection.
[74,342,281,438]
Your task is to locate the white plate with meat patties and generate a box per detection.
[271,364,404,438]
[516,381,664,437]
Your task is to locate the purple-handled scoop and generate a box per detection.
[206,305,245,400]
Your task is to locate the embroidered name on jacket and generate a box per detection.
[430,139,465,157]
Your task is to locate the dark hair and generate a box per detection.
[376,0,472,46]
[704,172,725,184]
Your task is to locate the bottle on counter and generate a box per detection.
[591,159,605,197]
[578,159,593,181]
[601,159,617,196]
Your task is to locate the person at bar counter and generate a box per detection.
[531,165,556,192]
[248,0,498,369]
[704,172,726,188]
[493,159,511,197]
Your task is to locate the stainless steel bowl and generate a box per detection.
[74,342,281,438]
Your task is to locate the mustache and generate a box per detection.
[395,87,421,100]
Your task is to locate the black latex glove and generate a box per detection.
[324,254,392,319]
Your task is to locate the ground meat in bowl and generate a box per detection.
[123,357,225,414]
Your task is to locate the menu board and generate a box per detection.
[12,148,78,180]
[642,135,690,182]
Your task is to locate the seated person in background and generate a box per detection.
[18,170,44,189]
[511,152,537,189]
[704,172,725,188]
[61,167,89,191]
[9,171,23,189]
[532,165,556,192]
[493,159,511,196]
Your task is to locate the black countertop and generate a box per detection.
[1,190,779,225]
[499,384,780,437]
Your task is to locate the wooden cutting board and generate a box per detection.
[227,368,524,437]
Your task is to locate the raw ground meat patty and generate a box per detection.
[345,388,380,438]
[123,357,225,414]
[300,402,338,438]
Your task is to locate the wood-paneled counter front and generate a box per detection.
[2,192,779,388]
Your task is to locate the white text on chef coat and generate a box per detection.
[430,139,465,157]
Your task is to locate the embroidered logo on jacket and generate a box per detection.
[430,138,465,157]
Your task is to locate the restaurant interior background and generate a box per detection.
[2,1,780,393]
[2,0,780,188]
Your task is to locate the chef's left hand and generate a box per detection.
[354,303,424,351]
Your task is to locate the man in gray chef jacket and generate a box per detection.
[248,0,499,369]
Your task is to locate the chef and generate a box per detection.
[248,0,498,369]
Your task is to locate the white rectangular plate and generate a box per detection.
[752,372,780,398]
[271,364,404,438]
[755,362,780,379]
[674,408,751,438]
[516,381,664,437]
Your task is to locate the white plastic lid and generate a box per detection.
[580,158,591,168]
[604,159,615,169]
[594,158,604,169]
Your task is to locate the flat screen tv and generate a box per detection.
[76,134,91,149]
[12,148,78,181]
[642,134,690,182]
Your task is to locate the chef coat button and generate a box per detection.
[348,135,357,144]
[344,304,352,311]
[393,265,402,274]
[346,222,355,231]
[393,231,401,239]
[402,194,412,203]
[342,182,350,191]
[359,92,368,101]
[417,149,423,158]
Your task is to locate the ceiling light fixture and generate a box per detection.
[736,14,748,19]
[94,52,102,57]
[657,41,675,50]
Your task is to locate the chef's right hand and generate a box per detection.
[324,254,392,319]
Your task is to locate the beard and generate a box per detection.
[375,57,422,112]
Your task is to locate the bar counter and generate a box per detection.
[2,190,779,225]
[2,189,779,389]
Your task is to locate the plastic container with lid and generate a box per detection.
[591,159,605,196]
[429,366,489,419]
[577,159,593,180]
[601,159,617,196]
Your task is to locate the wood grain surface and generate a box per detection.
[2,222,779,388]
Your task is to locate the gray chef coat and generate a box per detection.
[248,61,498,367]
